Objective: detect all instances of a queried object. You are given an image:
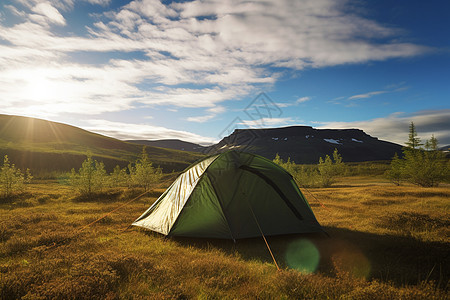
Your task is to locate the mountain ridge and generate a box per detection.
[203,125,403,163]
[126,139,206,152]
[0,114,203,173]
[130,125,404,163]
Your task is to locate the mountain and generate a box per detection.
[127,139,206,152]
[203,126,403,163]
[0,114,203,173]
[439,145,450,151]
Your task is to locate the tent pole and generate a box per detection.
[242,191,280,271]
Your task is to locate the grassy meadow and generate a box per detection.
[0,175,448,299]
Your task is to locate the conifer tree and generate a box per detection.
[405,122,422,149]
[109,165,127,187]
[398,125,449,187]
[129,147,162,191]
[70,153,107,195]
[385,152,403,186]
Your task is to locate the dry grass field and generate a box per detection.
[0,176,448,299]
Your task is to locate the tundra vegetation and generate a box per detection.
[385,122,449,187]
[0,143,448,298]
[0,155,32,198]
[274,148,346,188]
[69,148,163,198]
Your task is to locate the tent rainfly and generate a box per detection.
[132,151,322,240]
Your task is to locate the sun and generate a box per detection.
[22,69,59,102]
[13,68,78,118]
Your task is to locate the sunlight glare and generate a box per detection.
[332,246,371,279]
[8,67,88,118]
[285,239,320,274]
[22,69,62,102]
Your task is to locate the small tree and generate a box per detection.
[0,155,32,198]
[317,149,345,187]
[273,153,296,174]
[70,153,107,195]
[404,136,448,187]
[129,147,162,191]
[398,125,449,187]
[405,122,423,149]
[385,152,403,186]
[429,134,438,151]
[109,165,127,188]
[273,154,320,188]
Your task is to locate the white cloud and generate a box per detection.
[275,96,311,107]
[84,119,216,145]
[32,2,66,25]
[186,114,216,123]
[317,110,450,146]
[0,0,430,132]
[296,96,311,103]
[348,90,386,100]
[84,0,111,6]
[0,64,140,117]
[186,106,226,123]
[330,84,410,105]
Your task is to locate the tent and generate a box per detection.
[132,151,322,240]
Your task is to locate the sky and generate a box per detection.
[0,0,449,146]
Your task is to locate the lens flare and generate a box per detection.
[332,248,371,279]
[285,239,320,274]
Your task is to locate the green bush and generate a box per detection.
[69,153,107,196]
[386,123,449,187]
[274,151,347,188]
[317,148,345,187]
[128,147,162,191]
[109,165,128,188]
[0,155,32,198]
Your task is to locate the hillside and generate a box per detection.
[0,114,204,173]
[127,139,206,152]
[204,126,403,163]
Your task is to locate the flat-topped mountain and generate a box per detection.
[203,126,403,163]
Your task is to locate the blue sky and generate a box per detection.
[0,0,449,145]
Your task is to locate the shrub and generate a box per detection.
[386,123,449,187]
[317,148,345,187]
[273,154,318,188]
[69,153,108,196]
[402,147,449,187]
[0,155,32,198]
[385,153,403,186]
[128,147,162,191]
[109,165,128,188]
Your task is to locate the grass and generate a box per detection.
[0,177,448,299]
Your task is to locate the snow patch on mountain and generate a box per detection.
[323,138,342,145]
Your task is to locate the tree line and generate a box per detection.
[273,148,345,188]
[0,147,162,199]
[69,147,162,196]
[385,122,449,187]
[274,122,449,188]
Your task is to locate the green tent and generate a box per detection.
[132,151,322,239]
